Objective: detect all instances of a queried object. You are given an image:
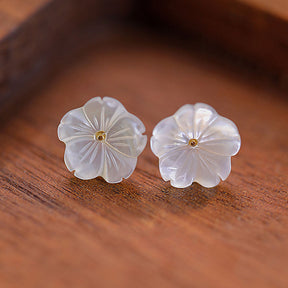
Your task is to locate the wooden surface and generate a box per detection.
[2,0,288,118]
[149,0,288,79]
[0,31,288,288]
[0,0,133,114]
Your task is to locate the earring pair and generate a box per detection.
[58,97,240,188]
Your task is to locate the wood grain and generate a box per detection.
[0,32,288,288]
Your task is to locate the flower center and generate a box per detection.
[94,131,106,142]
[188,138,198,147]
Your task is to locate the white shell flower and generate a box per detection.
[58,97,147,183]
[150,103,241,188]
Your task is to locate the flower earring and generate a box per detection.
[58,97,147,183]
[150,103,241,188]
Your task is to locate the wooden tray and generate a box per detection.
[0,1,287,288]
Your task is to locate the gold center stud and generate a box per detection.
[95,131,106,142]
[188,138,198,147]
